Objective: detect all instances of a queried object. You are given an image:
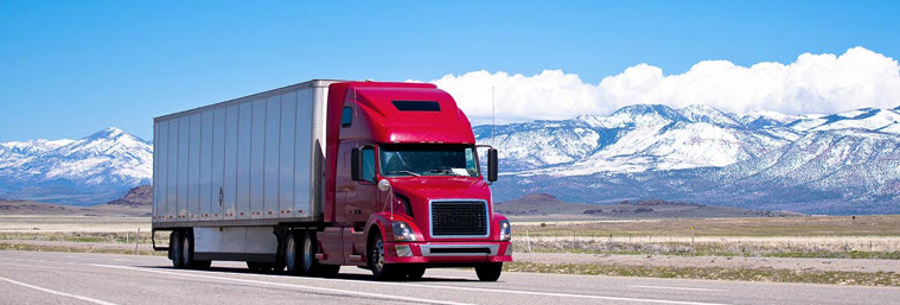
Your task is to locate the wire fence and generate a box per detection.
[515,230,900,258]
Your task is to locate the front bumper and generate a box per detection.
[384,241,513,264]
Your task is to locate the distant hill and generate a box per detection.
[0,185,151,216]
[496,193,801,219]
[105,185,152,208]
[0,199,84,215]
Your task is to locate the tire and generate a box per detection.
[180,230,192,268]
[475,263,503,282]
[368,231,401,281]
[284,231,302,275]
[301,231,339,277]
[170,231,185,269]
[179,229,211,270]
[404,265,426,281]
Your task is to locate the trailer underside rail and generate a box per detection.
[151,229,171,251]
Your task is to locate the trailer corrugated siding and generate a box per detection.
[152,80,339,228]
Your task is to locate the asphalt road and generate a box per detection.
[1,251,898,305]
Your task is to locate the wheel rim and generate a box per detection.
[373,238,384,271]
[303,236,313,271]
[286,236,296,271]
[181,234,190,266]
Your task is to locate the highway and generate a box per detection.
[0,251,897,305]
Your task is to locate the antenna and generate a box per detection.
[491,86,495,139]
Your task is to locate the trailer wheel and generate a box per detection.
[170,231,185,269]
[475,263,503,282]
[180,231,192,268]
[284,231,302,275]
[180,230,211,270]
[301,231,339,277]
[368,231,401,281]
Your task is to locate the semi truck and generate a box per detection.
[151,79,511,281]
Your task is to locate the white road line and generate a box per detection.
[0,275,120,305]
[94,264,732,305]
[91,264,474,305]
[630,285,726,292]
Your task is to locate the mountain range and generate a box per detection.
[476,105,900,214]
[0,128,152,205]
[1,104,899,214]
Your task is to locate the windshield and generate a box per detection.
[379,144,479,178]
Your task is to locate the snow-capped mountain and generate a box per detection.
[478,105,900,214]
[0,128,152,205]
[2,105,898,213]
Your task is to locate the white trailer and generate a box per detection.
[152,80,339,264]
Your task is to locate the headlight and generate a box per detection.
[392,221,417,242]
[499,219,511,241]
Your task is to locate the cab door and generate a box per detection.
[345,143,377,225]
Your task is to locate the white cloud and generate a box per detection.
[426,47,900,125]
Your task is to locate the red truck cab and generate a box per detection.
[318,81,512,280]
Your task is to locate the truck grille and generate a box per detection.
[430,200,488,237]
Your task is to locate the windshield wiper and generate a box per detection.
[428,169,463,176]
[384,170,421,177]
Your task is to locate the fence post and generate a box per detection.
[134,228,141,255]
[526,230,532,253]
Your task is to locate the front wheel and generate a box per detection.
[475,263,503,282]
[368,231,402,281]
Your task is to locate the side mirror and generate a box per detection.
[351,147,361,181]
[487,148,498,182]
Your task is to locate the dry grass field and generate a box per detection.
[512,215,900,259]
[0,215,150,233]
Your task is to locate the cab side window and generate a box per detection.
[341,107,353,127]
[362,147,375,182]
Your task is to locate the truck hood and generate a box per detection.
[386,176,491,203]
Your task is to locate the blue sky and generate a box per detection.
[1,1,898,141]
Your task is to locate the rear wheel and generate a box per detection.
[368,231,401,281]
[170,231,185,269]
[178,230,210,269]
[181,232,191,268]
[284,232,302,275]
[475,263,503,282]
[301,231,339,277]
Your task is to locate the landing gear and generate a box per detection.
[475,263,503,282]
